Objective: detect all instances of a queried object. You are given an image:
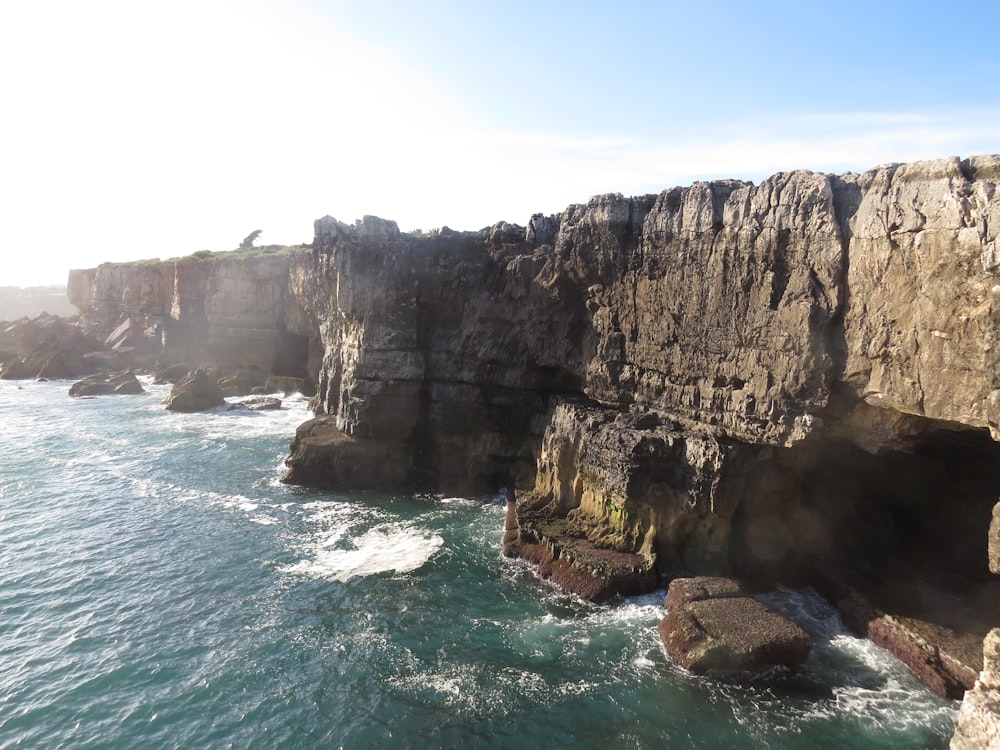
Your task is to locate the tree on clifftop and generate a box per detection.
[240,229,262,248]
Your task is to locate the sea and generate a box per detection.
[0,377,960,749]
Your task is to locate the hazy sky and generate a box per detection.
[2,0,998,286]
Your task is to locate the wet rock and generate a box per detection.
[228,396,282,411]
[282,415,412,490]
[69,370,144,397]
[658,576,812,674]
[164,368,225,412]
[815,569,978,699]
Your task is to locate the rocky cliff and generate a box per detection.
[68,249,316,382]
[65,155,1000,728]
[283,156,1000,711]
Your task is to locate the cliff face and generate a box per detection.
[68,251,315,379]
[283,157,1000,707]
[287,156,1000,559]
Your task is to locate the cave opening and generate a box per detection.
[732,424,1000,674]
[272,331,310,378]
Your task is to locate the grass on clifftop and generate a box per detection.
[107,244,310,267]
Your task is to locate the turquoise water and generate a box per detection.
[0,378,958,748]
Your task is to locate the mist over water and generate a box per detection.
[0,379,958,748]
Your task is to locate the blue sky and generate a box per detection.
[1,0,998,286]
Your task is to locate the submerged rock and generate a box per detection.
[164,368,225,412]
[69,370,144,397]
[658,577,812,674]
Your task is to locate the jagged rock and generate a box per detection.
[228,396,282,411]
[952,629,1000,749]
[815,569,979,699]
[69,370,144,397]
[658,576,812,674]
[0,315,105,380]
[282,415,412,490]
[164,368,225,412]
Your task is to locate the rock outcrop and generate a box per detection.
[952,629,1000,749]
[0,314,106,380]
[658,577,812,674]
[69,370,144,397]
[163,368,225,412]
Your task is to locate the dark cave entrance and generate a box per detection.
[731,425,1000,673]
[272,331,310,378]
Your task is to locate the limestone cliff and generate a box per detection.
[282,156,1000,710]
[68,249,315,381]
[286,157,1000,556]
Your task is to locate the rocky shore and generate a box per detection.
[6,154,1000,744]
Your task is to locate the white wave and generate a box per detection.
[248,515,279,526]
[281,523,443,581]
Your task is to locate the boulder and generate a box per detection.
[69,370,144,397]
[227,396,282,411]
[658,577,812,674]
[164,368,225,412]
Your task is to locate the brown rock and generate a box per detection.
[164,368,225,412]
[282,415,412,490]
[228,396,282,411]
[659,576,812,674]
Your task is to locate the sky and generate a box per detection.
[1,0,998,287]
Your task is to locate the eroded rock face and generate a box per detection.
[991,502,1000,576]
[951,629,1000,749]
[286,158,1000,571]
[280,158,1000,722]
[68,250,314,380]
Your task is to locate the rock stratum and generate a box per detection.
[65,155,1000,734]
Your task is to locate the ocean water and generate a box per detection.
[0,378,959,749]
